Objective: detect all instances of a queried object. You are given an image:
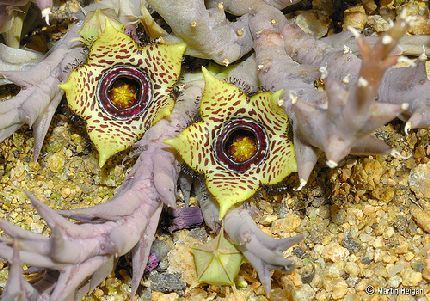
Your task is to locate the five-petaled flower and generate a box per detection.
[165,68,297,218]
[60,19,185,167]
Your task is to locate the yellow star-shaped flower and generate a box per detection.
[165,68,297,218]
[60,19,185,166]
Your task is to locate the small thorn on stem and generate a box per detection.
[419,46,428,61]
[236,28,244,36]
[319,66,328,80]
[397,56,416,67]
[42,7,51,25]
[326,160,338,168]
[289,91,298,104]
[382,35,393,45]
[343,45,352,54]
[294,178,307,191]
[347,26,361,38]
[405,121,412,135]
[342,74,350,84]
[357,77,369,87]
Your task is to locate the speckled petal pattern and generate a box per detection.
[165,121,213,173]
[166,68,297,218]
[200,69,248,121]
[248,90,297,184]
[61,19,186,166]
[205,169,260,218]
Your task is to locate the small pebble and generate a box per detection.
[387,275,402,288]
[423,251,430,281]
[401,269,423,286]
[300,263,315,284]
[387,263,405,277]
[331,280,348,300]
[151,292,179,301]
[260,214,277,226]
[409,163,430,198]
[345,262,360,277]
[46,152,65,173]
[342,233,361,253]
[295,284,316,301]
[367,15,390,32]
[323,243,350,262]
[271,214,301,234]
[150,238,173,260]
[404,252,415,261]
[149,272,186,295]
[394,243,409,255]
[411,207,430,233]
[315,290,329,301]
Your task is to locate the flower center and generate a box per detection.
[98,65,152,120]
[215,119,268,172]
[227,133,258,163]
[108,78,138,109]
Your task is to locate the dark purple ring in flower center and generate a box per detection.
[215,119,268,172]
[97,65,152,120]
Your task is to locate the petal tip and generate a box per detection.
[272,89,284,101]
[103,16,119,34]
[218,206,227,220]
[58,82,70,92]
[89,134,125,168]
[174,42,187,56]
[201,66,211,80]
[202,67,219,85]
[98,157,107,168]
[163,137,178,148]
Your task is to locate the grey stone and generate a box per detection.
[149,271,186,294]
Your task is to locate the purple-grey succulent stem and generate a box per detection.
[207,0,303,16]
[281,18,430,133]
[0,21,86,161]
[224,207,304,294]
[250,6,409,185]
[147,0,252,65]
[166,207,204,233]
[35,0,53,10]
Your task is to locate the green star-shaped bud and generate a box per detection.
[191,230,242,286]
